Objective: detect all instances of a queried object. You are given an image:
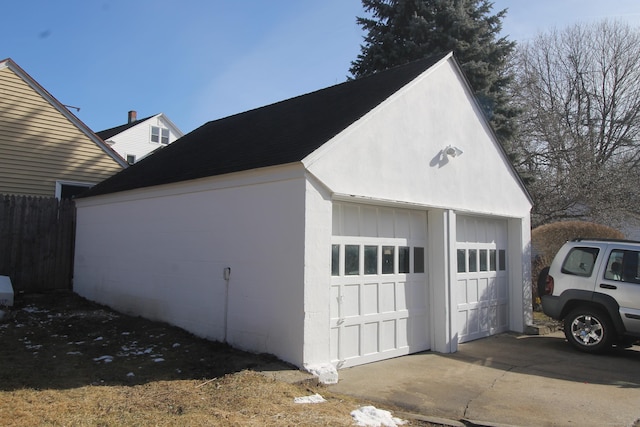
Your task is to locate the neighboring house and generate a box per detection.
[73,53,533,370]
[96,111,183,164]
[0,58,127,199]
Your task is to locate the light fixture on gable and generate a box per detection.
[443,145,464,158]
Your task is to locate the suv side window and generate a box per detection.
[561,247,600,277]
[605,249,640,284]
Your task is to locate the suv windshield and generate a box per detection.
[561,247,600,277]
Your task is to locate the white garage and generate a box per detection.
[73,52,533,370]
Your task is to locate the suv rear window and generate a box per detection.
[561,247,600,277]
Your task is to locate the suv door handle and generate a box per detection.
[600,283,617,290]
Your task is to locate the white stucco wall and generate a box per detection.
[304,58,530,219]
[74,165,307,366]
[301,174,334,366]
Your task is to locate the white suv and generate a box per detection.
[539,238,640,353]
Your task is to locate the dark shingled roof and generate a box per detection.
[82,53,448,198]
[96,115,156,140]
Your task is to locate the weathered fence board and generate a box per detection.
[0,195,76,292]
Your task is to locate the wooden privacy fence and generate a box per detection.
[0,195,76,292]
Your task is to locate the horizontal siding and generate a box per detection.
[0,65,123,197]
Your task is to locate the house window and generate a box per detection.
[457,249,466,273]
[345,245,360,276]
[498,249,507,271]
[479,249,488,271]
[364,246,378,275]
[126,154,136,164]
[331,245,340,276]
[468,249,478,272]
[489,249,497,271]
[399,246,410,273]
[151,126,170,144]
[382,246,395,274]
[55,180,93,200]
[414,247,425,273]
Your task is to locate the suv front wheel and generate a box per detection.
[564,307,613,353]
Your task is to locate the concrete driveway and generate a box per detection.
[329,332,640,427]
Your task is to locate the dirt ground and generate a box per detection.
[0,292,440,426]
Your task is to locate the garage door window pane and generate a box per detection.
[414,247,425,273]
[468,249,478,272]
[457,249,466,273]
[345,245,360,275]
[479,249,488,271]
[489,249,497,271]
[399,246,410,273]
[382,246,394,274]
[499,250,506,271]
[331,244,340,276]
[364,246,378,275]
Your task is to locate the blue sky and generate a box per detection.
[3,1,640,134]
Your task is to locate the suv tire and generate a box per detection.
[564,307,613,353]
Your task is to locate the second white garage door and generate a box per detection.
[456,215,509,343]
[330,203,429,368]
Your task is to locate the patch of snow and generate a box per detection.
[121,332,130,335]
[294,393,326,404]
[93,355,114,363]
[172,343,180,348]
[351,406,407,427]
[303,363,339,384]
[94,336,104,341]
[67,351,83,355]
[126,372,135,377]
[153,358,165,363]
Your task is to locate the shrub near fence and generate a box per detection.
[0,195,76,292]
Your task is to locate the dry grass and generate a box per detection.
[0,292,437,426]
[0,372,369,426]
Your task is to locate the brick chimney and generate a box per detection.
[128,110,137,123]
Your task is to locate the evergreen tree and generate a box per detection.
[350,0,517,144]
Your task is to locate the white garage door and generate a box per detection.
[330,203,429,368]
[456,216,509,343]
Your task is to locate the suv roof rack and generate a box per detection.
[571,237,640,244]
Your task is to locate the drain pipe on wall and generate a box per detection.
[223,267,231,343]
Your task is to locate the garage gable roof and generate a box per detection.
[81,53,449,197]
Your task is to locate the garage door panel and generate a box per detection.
[343,285,360,317]
[396,281,407,310]
[330,327,339,360]
[363,322,379,355]
[378,208,395,237]
[330,286,340,318]
[478,278,488,302]
[380,319,397,351]
[363,283,378,315]
[406,280,426,309]
[380,282,396,312]
[395,210,410,237]
[498,277,508,299]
